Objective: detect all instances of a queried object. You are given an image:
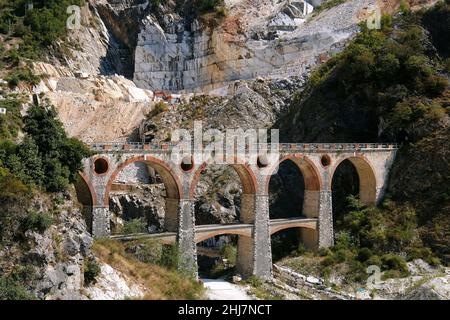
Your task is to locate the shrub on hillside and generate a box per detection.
[121,218,147,235]
[159,243,180,270]
[0,276,36,300]
[84,258,101,286]
[21,210,53,234]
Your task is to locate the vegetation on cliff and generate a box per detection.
[280,4,448,142]
[0,99,90,298]
[277,2,450,280]
[0,0,85,59]
[0,102,91,192]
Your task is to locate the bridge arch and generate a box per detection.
[265,155,322,219]
[195,231,254,277]
[265,156,321,260]
[195,228,252,244]
[105,155,183,232]
[269,221,317,236]
[189,161,257,199]
[330,155,377,205]
[189,160,257,224]
[74,173,96,233]
[264,155,322,194]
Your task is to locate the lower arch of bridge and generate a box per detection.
[270,227,318,261]
[105,156,182,233]
[74,173,96,233]
[196,233,254,277]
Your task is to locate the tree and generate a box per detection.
[21,105,91,192]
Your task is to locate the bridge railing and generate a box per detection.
[88,142,399,152]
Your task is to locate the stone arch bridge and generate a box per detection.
[76,142,397,278]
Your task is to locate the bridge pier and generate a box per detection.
[92,206,110,238]
[318,190,334,248]
[177,199,197,277]
[252,194,273,278]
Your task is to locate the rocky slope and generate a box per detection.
[0,190,143,300]
[32,62,154,142]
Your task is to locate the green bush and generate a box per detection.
[314,0,347,14]
[5,67,40,87]
[195,0,223,14]
[0,0,86,58]
[133,240,163,264]
[84,258,101,286]
[148,101,168,118]
[381,254,409,275]
[21,210,53,233]
[220,243,237,266]
[365,255,382,267]
[159,243,180,270]
[22,105,91,191]
[357,247,373,262]
[122,218,147,235]
[0,276,35,300]
[444,58,450,73]
[0,97,23,140]
[407,247,441,266]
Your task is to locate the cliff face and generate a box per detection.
[133,0,373,93]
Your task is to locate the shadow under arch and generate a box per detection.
[330,156,377,205]
[105,155,183,232]
[74,173,96,233]
[265,155,322,218]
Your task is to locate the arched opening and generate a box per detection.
[267,157,321,260]
[74,173,95,234]
[196,234,239,278]
[195,232,253,278]
[191,163,256,225]
[106,157,181,235]
[331,157,377,233]
[268,159,305,219]
[270,227,316,262]
[191,163,256,278]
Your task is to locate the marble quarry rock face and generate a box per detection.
[133,0,372,93]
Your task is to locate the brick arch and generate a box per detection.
[104,155,183,204]
[195,230,252,244]
[264,155,322,194]
[330,155,377,205]
[188,161,257,199]
[269,222,317,236]
[75,172,97,206]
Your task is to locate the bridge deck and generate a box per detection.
[89,142,398,153]
[109,217,318,243]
